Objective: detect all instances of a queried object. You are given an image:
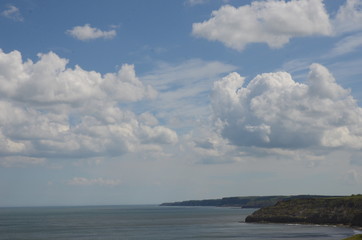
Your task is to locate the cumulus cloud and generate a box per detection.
[0,49,177,164]
[1,5,23,22]
[0,49,156,104]
[139,112,159,126]
[66,24,116,41]
[140,126,178,144]
[68,177,121,186]
[211,63,362,149]
[192,0,362,51]
[192,0,332,51]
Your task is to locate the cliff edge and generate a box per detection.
[245,195,362,227]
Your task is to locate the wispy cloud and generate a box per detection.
[185,0,209,6]
[141,59,236,128]
[66,24,116,41]
[1,5,23,22]
[0,156,45,167]
[341,169,361,185]
[333,0,362,35]
[327,33,362,57]
[67,177,121,186]
[185,0,229,6]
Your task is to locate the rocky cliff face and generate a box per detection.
[245,195,362,227]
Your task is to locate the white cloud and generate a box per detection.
[1,5,23,22]
[0,49,156,105]
[328,33,362,57]
[66,24,116,41]
[141,59,237,129]
[140,125,178,144]
[192,0,332,51]
[185,0,209,6]
[192,0,362,51]
[211,63,362,149]
[0,156,46,168]
[139,112,159,126]
[333,0,362,35]
[68,177,121,186]
[187,130,240,164]
[0,49,177,164]
[102,64,158,103]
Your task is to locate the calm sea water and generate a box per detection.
[0,205,359,239]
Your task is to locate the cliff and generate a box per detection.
[245,195,362,227]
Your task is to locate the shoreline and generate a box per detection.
[243,221,362,239]
[243,220,362,231]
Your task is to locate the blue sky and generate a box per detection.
[0,0,362,206]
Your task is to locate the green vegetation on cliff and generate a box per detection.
[245,195,362,227]
[343,234,362,240]
[161,195,338,208]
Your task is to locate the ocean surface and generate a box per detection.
[0,205,360,239]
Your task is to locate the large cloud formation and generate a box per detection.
[192,0,332,51]
[0,49,177,165]
[211,63,362,149]
[193,0,362,51]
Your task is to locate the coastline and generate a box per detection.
[162,194,362,238]
[245,220,362,231]
[243,217,362,239]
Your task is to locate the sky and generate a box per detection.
[0,0,362,206]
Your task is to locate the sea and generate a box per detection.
[0,205,360,240]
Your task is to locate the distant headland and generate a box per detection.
[160,195,341,208]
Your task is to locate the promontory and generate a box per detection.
[245,195,362,227]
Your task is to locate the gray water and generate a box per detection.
[0,205,358,239]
